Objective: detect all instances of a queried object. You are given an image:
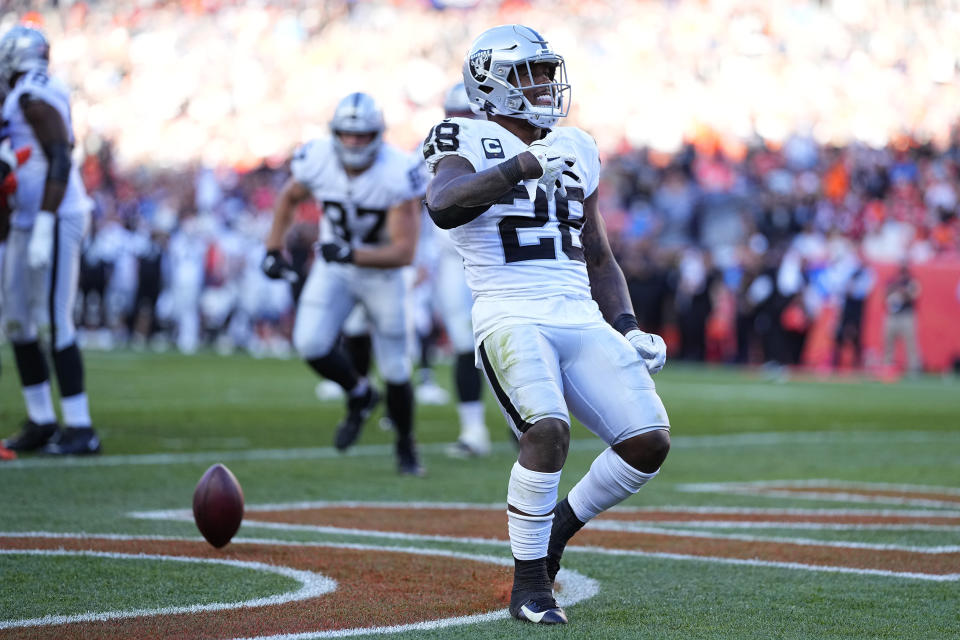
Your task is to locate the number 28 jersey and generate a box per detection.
[292,137,423,249]
[423,117,603,344]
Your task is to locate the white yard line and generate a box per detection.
[1,430,956,470]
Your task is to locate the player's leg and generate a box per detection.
[43,213,101,455]
[479,325,569,624]
[293,262,379,447]
[437,253,488,456]
[1,227,60,451]
[315,305,370,401]
[549,323,671,584]
[364,270,422,474]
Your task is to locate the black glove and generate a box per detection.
[261,249,297,281]
[320,242,354,264]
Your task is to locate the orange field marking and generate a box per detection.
[241,503,960,579]
[0,536,513,639]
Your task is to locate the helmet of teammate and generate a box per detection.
[329,92,385,170]
[443,82,474,118]
[461,24,570,128]
[0,25,49,90]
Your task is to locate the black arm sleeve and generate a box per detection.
[41,140,71,184]
[426,202,492,230]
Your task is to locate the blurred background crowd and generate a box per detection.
[3,0,960,372]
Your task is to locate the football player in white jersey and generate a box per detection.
[0,26,101,456]
[424,25,671,624]
[263,92,425,475]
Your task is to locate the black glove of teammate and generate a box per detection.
[261,249,298,282]
[320,242,354,264]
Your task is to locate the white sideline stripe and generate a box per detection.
[131,507,960,536]
[1,430,956,470]
[679,479,960,495]
[581,522,960,553]
[616,521,960,532]
[140,501,960,518]
[677,480,960,508]
[563,546,960,582]
[0,549,336,630]
[0,534,599,638]
[128,508,960,554]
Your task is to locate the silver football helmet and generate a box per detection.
[443,82,474,117]
[462,24,570,128]
[329,92,385,170]
[0,25,49,90]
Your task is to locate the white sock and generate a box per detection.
[61,393,92,428]
[23,382,57,425]
[457,402,489,449]
[457,401,486,434]
[506,461,561,560]
[567,447,658,522]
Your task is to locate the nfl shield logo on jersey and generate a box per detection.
[469,49,492,82]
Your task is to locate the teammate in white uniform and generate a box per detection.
[263,92,425,475]
[0,26,100,456]
[424,25,671,624]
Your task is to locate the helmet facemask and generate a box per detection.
[497,56,570,128]
[463,25,572,129]
[329,92,385,170]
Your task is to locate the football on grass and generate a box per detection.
[193,463,244,548]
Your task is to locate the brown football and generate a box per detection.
[192,463,244,548]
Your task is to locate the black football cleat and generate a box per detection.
[334,386,380,451]
[41,427,102,455]
[396,443,426,477]
[3,420,60,452]
[509,592,568,625]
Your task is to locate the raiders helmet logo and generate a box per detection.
[469,48,492,82]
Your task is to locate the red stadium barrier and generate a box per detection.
[805,260,960,373]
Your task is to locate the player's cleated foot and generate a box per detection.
[397,442,426,477]
[315,379,344,401]
[415,382,450,406]
[444,439,490,459]
[0,444,17,461]
[3,420,60,452]
[41,427,101,455]
[334,386,380,451]
[509,592,567,625]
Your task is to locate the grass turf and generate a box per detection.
[1,348,958,639]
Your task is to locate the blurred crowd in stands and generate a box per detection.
[5,0,960,371]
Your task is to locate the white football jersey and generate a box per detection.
[2,69,92,229]
[291,137,424,250]
[423,117,603,345]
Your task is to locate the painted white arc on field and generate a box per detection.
[0,536,601,639]
[0,549,337,630]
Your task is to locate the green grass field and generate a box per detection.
[1,349,959,639]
